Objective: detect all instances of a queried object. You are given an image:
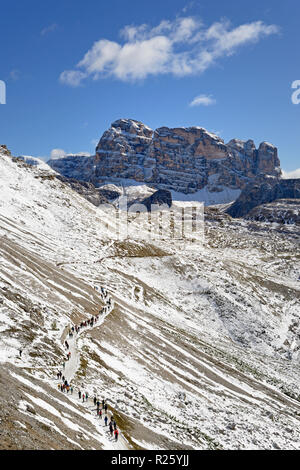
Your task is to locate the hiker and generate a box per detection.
[98,408,102,419]
[63,362,65,369]
[104,403,108,414]
[94,396,97,406]
[113,420,117,431]
[96,400,100,411]
[85,392,88,402]
[114,429,119,442]
[71,386,73,395]
[78,390,81,400]
[104,416,108,426]
[19,349,22,358]
[82,393,85,403]
[109,421,113,437]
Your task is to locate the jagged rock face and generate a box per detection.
[246,199,300,225]
[49,155,95,181]
[94,120,281,193]
[49,119,281,196]
[227,178,300,218]
[95,119,154,183]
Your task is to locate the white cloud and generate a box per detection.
[282,168,300,179]
[10,69,20,81]
[50,149,67,160]
[59,70,87,87]
[205,20,278,53]
[189,94,216,106]
[50,149,91,160]
[60,17,279,85]
[41,23,58,36]
[182,2,195,14]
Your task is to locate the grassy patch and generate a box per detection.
[76,357,88,378]
[112,240,169,258]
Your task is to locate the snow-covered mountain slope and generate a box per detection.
[16,155,57,173]
[0,150,300,450]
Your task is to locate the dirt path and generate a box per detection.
[56,288,129,450]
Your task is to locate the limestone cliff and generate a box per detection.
[48,119,282,202]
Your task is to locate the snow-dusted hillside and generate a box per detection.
[0,150,300,450]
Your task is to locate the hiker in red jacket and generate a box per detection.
[114,428,119,441]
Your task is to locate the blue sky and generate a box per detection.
[0,0,299,173]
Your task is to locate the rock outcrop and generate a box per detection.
[0,145,11,156]
[227,178,300,218]
[48,119,282,201]
[55,176,109,207]
[245,199,300,225]
[139,189,172,212]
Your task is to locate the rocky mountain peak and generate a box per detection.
[49,118,282,204]
[227,139,256,154]
[111,118,153,138]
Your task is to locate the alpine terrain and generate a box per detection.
[0,132,300,451]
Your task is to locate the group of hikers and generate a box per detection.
[55,285,120,443]
[93,397,119,441]
[56,371,73,394]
